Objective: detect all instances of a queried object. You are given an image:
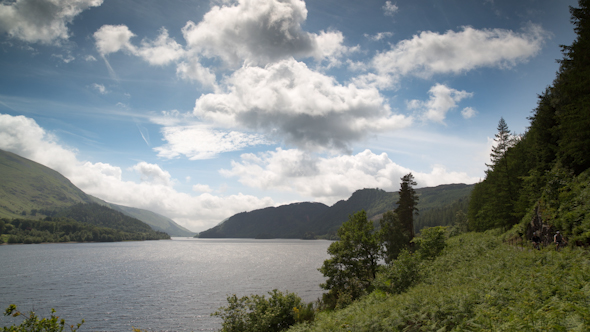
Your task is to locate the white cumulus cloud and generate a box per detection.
[94,25,185,65]
[461,107,478,119]
[372,24,546,80]
[194,58,411,152]
[0,0,102,44]
[181,0,348,67]
[407,84,473,123]
[92,0,351,81]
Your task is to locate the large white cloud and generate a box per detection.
[93,0,350,78]
[221,148,480,204]
[180,0,347,67]
[0,113,274,231]
[0,0,102,44]
[194,58,412,152]
[372,24,546,81]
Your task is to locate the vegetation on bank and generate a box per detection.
[0,203,171,244]
[0,217,169,244]
[291,231,590,332]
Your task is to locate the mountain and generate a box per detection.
[0,150,92,218]
[88,196,195,237]
[199,184,474,239]
[199,202,329,238]
[0,149,194,237]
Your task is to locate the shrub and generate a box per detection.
[413,226,447,260]
[372,249,420,295]
[3,304,84,332]
[212,289,313,332]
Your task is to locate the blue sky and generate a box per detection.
[0,0,579,231]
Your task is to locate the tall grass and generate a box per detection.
[290,232,590,331]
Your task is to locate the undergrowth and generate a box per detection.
[290,231,590,331]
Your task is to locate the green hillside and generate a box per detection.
[0,149,193,237]
[199,184,473,239]
[0,150,91,218]
[289,231,590,332]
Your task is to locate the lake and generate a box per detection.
[0,238,332,331]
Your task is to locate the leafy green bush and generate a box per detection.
[372,249,419,295]
[3,304,84,332]
[413,226,447,260]
[213,289,313,332]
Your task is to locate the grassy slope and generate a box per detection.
[291,231,590,331]
[0,150,90,218]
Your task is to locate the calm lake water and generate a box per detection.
[0,238,332,331]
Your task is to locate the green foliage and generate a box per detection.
[529,167,590,245]
[554,0,590,175]
[3,304,84,332]
[372,249,419,295]
[319,211,380,309]
[289,232,590,332]
[412,226,447,261]
[448,210,469,237]
[378,211,410,264]
[414,196,470,232]
[212,290,312,332]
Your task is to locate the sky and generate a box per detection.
[0,0,579,232]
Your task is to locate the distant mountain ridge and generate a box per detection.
[199,184,474,239]
[0,149,194,237]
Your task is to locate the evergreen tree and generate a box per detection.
[394,173,419,240]
[554,0,590,175]
[487,117,515,173]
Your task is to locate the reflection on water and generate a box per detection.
[0,238,331,331]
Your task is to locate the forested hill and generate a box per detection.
[199,184,473,239]
[0,149,193,237]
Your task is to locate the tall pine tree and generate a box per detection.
[394,173,419,240]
